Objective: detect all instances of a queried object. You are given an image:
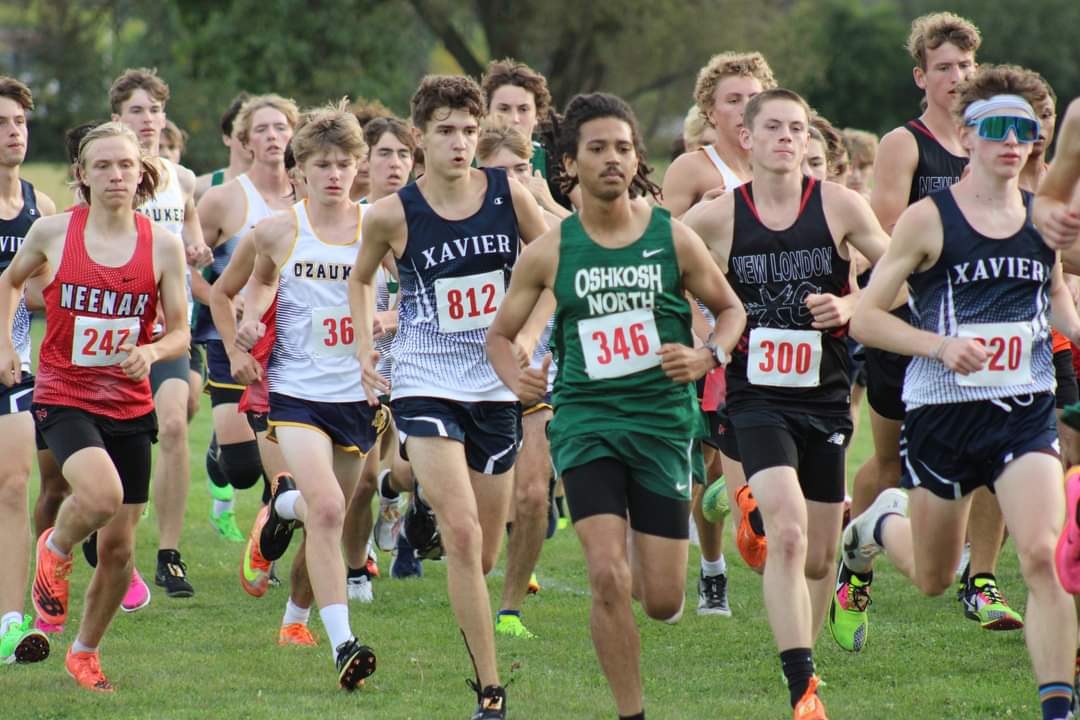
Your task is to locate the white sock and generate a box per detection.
[318,603,352,654]
[212,499,234,517]
[282,598,311,627]
[1,611,21,635]
[701,554,727,577]
[274,490,301,520]
[46,533,69,558]
[72,638,97,654]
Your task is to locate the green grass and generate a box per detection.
[21,163,72,210]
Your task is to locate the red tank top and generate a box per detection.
[238,295,278,415]
[35,206,158,419]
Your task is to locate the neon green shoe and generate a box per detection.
[828,564,872,652]
[1,615,49,665]
[208,478,235,503]
[962,575,1024,631]
[494,613,535,639]
[701,477,729,523]
[557,517,569,530]
[210,509,245,542]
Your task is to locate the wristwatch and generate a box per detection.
[705,343,727,368]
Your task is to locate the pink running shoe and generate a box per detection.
[120,568,151,613]
[1056,466,1080,594]
[33,617,64,635]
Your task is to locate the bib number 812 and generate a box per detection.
[435,269,505,333]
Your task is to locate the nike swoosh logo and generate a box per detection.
[242,540,263,582]
[642,249,663,258]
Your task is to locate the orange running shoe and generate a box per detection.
[33,529,72,627]
[793,675,827,719]
[65,647,114,692]
[278,623,318,646]
[735,486,767,572]
[240,506,271,598]
[366,551,379,579]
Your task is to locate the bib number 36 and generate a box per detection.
[956,322,1032,387]
[310,306,355,357]
[435,269,505,333]
[578,308,661,380]
[747,327,822,387]
[72,316,139,367]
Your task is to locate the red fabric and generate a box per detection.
[701,366,727,411]
[238,295,277,415]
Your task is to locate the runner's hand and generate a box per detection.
[806,293,852,329]
[0,346,21,387]
[235,320,265,353]
[514,354,550,405]
[938,337,988,375]
[118,344,156,381]
[359,348,388,406]
[1038,205,1080,250]
[700,184,727,202]
[227,347,262,385]
[658,343,712,383]
[186,242,213,270]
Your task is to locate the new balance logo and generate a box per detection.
[642,248,663,258]
[826,432,846,446]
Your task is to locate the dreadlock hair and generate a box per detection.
[555,92,660,201]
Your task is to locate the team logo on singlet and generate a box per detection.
[136,206,185,225]
[60,283,150,317]
[292,261,352,281]
[420,234,514,269]
[918,176,958,198]
[951,256,1048,285]
[574,264,662,315]
[0,235,26,255]
[730,247,835,327]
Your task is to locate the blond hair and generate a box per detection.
[907,13,981,71]
[290,98,366,167]
[477,124,531,163]
[682,105,709,149]
[75,122,159,207]
[694,51,776,119]
[236,94,300,146]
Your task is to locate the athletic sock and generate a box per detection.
[555,495,567,518]
[839,563,873,585]
[872,512,902,548]
[212,499,234,517]
[780,648,814,708]
[496,609,521,619]
[1038,682,1072,720]
[619,713,644,720]
[206,442,229,489]
[274,490,301,520]
[318,603,352,654]
[380,472,399,501]
[701,555,727,577]
[72,639,97,654]
[1,611,21,635]
[282,598,311,627]
[46,533,69,558]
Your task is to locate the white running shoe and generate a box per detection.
[841,488,908,574]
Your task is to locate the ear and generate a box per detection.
[411,125,424,149]
[562,153,577,179]
[913,66,927,91]
[738,126,752,151]
[111,113,120,123]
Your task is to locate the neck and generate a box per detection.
[248,159,291,196]
[87,201,136,234]
[709,134,752,177]
[0,164,21,201]
[920,102,962,147]
[751,166,804,205]
[579,191,635,232]
[1019,153,1045,193]
[367,186,395,203]
[419,166,476,205]
[227,149,252,176]
[963,166,1021,206]
[306,195,354,226]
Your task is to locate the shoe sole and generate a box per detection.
[65,664,113,692]
[120,596,151,613]
[1056,468,1080,594]
[339,646,377,690]
[696,606,732,617]
[12,633,50,664]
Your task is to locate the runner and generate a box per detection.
[350,74,548,719]
[686,87,889,717]
[0,75,55,665]
[159,120,186,166]
[0,121,188,690]
[842,129,878,199]
[194,92,252,202]
[486,91,745,720]
[845,66,1078,720]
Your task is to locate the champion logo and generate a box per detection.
[29,209,37,216]
[493,196,504,205]
[826,432,846,446]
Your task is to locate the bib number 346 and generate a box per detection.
[72,316,140,367]
[747,327,822,387]
[578,308,661,380]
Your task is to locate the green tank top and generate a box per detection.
[548,206,705,442]
[211,168,226,186]
[530,142,547,179]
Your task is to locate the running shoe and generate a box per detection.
[0,615,49,664]
[494,613,535,639]
[33,617,63,635]
[32,528,71,627]
[793,675,827,719]
[557,517,569,531]
[391,532,422,579]
[403,494,444,560]
[702,478,730,523]
[241,506,272,598]
[841,488,907,575]
[366,545,380,578]
[469,681,508,719]
[209,508,245,543]
[527,573,540,595]
[734,486,767,571]
[696,570,731,616]
[373,472,402,552]
[155,549,194,598]
[347,568,374,603]
[120,569,151,613]
[828,564,871,652]
[1056,466,1080,593]
[260,473,299,561]
[278,623,318,647]
[335,637,377,691]
[961,575,1024,631]
[65,647,113,692]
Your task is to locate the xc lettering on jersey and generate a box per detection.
[420,234,514,269]
[744,281,819,327]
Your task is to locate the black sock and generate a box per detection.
[748,507,765,536]
[619,713,644,720]
[780,648,814,708]
[838,563,873,585]
[555,495,567,517]
[206,441,229,488]
[380,472,399,500]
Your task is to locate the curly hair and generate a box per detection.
[693,51,776,119]
[410,75,484,131]
[481,58,553,120]
[907,12,981,71]
[952,64,1048,126]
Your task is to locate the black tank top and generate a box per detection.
[904,119,968,206]
[725,176,852,414]
[0,179,39,272]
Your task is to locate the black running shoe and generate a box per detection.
[82,532,98,569]
[259,473,299,562]
[404,494,444,561]
[469,681,507,720]
[335,637,377,691]
[155,549,194,598]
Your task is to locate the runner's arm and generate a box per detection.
[1036,99,1080,258]
[661,152,702,219]
[869,128,919,233]
[672,220,745,365]
[509,175,549,244]
[142,228,190,364]
[209,231,257,353]
[0,217,53,356]
[1050,258,1080,345]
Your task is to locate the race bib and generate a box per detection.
[747,327,822,387]
[578,308,661,380]
[72,316,140,367]
[435,269,505,333]
[310,306,355,357]
[956,322,1032,387]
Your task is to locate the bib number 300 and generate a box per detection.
[747,327,822,387]
[956,322,1032,387]
[578,308,661,380]
[310,306,355,357]
[72,316,139,367]
[435,269,505,333]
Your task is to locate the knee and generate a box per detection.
[0,470,28,506]
[79,484,123,524]
[157,410,188,448]
[219,441,263,490]
[96,533,133,571]
[588,560,632,605]
[805,546,836,580]
[439,514,482,560]
[1016,536,1059,587]
[913,567,953,597]
[515,474,548,520]
[306,494,346,532]
[641,588,685,622]
[771,521,807,566]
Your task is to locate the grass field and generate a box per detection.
[0,165,1043,719]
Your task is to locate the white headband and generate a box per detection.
[963,94,1036,124]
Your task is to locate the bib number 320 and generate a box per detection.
[578,308,662,380]
[72,316,140,367]
[435,269,505,333]
[956,322,1032,387]
[747,327,822,387]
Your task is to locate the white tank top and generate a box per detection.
[702,145,745,192]
[137,158,192,327]
[267,200,365,402]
